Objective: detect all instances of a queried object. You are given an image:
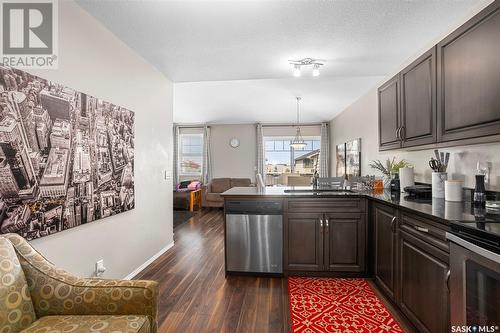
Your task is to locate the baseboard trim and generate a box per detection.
[123,241,174,280]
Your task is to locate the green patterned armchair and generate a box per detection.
[0,233,158,333]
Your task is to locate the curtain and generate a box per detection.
[256,123,265,181]
[319,122,330,178]
[172,124,179,189]
[202,125,212,184]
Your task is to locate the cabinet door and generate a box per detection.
[285,213,324,271]
[378,74,402,150]
[401,47,437,147]
[399,230,450,333]
[373,204,398,300]
[437,1,500,142]
[324,213,366,272]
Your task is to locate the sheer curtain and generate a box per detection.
[256,123,265,182]
[202,125,212,184]
[172,124,179,188]
[319,122,330,178]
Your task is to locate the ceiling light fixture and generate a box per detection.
[290,97,307,150]
[312,63,320,77]
[293,64,301,77]
[289,58,324,77]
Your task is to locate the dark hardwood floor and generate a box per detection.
[136,209,290,333]
[137,209,414,333]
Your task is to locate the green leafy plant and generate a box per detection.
[369,158,411,177]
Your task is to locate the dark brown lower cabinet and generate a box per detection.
[372,205,451,333]
[285,210,366,273]
[373,203,398,300]
[399,230,450,333]
[325,213,366,272]
[285,213,324,271]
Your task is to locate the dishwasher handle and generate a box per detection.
[225,201,283,215]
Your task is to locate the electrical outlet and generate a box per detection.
[95,259,106,277]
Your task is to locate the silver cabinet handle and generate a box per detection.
[446,269,451,292]
[400,126,406,141]
[391,216,397,233]
[320,219,323,228]
[414,225,429,233]
[396,127,401,140]
[325,219,329,228]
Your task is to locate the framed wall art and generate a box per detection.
[0,64,135,240]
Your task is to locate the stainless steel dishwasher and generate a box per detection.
[225,200,283,274]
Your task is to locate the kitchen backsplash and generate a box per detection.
[391,143,500,190]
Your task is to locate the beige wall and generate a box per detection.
[27,1,174,279]
[210,124,256,181]
[329,89,500,188]
[330,0,499,190]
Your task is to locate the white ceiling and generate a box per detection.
[77,0,490,123]
[174,76,381,124]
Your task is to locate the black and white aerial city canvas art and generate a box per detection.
[0,65,135,240]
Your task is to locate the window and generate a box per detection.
[264,136,320,186]
[178,133,203,177]
[303,158,312,168]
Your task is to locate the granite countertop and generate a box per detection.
[220,186,361,197]
[221,186,500,238]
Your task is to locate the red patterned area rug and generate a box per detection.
[288,277,405,333]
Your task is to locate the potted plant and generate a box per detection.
[369,158,411,188]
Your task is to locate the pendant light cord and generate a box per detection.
[296,96,301,125]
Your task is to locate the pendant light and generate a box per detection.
[290,97,307,149]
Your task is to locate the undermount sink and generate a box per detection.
[284,188,355,194]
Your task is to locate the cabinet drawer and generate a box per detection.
[287,198,365,213]
[399,212,450,253]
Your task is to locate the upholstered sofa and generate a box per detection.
[0,233,158,333]
[202,178,252,207]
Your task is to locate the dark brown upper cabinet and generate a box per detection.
[400,47,437,147]
[378,75,401,150]
[379,48,436,151]
[379,1,500,150]
[437,1,500,142]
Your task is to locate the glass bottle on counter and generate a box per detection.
[390,172,400,192]
[473,174,486,208]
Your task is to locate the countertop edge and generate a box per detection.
[221,191,473,228]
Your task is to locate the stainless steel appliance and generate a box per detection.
[447,223,500,328]
[225,200,283,274]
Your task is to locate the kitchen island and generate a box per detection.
[221,186,499,227]
[221,185,500,333]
